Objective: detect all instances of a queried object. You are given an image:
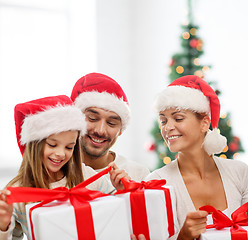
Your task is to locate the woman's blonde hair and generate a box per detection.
[8,132,84,189]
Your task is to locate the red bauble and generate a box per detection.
[145,143,156,152]
[189,39,198,48]
[228,142,239,152]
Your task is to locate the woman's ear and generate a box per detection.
[201,115,211,133]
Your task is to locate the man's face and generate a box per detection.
[82,107,122,157]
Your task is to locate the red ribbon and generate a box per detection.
[7,166,111,240]
[115,178,174,239]
[200,203,248,240]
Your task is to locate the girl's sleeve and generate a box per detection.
[0,214,23,240]
[82,164,115,194]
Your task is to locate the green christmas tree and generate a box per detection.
[149,0,244,169]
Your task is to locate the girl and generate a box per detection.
[0,95,126,240]
[146,75,248,239]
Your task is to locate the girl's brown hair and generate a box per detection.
[8,132,84,189]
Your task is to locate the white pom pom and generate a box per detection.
[203,128,227,156]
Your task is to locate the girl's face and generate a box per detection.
[159,108,209,154]
[43,130,78,181]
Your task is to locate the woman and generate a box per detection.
[146,75,248,239]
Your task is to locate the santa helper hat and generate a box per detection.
[15,95,87,155]
[154,75,227,156]
[71,72,130,130]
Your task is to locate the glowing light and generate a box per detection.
[220,113,227,119]
[222,146,228,152]
[194,70,203,77]
[220,154,227,159]
[233,153,239,159]
[182,32,190,39]
[202,66,210,72]
[163,157,172,165]
[190,28,197,35]
[176,66,184,74]
[193,58,200,66]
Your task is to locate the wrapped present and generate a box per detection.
[7,167,131,240]
[199,203,248,240]
[115,178,179,240]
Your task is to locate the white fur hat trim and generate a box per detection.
[154,86,211,114]
[20,105,86,145]
[74,91,130,130]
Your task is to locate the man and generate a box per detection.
[71,72,150,182]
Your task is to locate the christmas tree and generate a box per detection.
[149,0,244,169]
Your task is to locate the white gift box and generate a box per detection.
[26,195,131,240]
[200,226,248,240]
[116,186,179,240]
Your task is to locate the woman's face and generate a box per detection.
[43,130,78,181]
[159,108,208,153]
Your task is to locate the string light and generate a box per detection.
[222,146,228,153]
[233,153,239,159]
[194,70,203,77]
[163,157,172,164]
[176,66,184,74]
[202,66,210,72]
[220,113,227,119]
[182,32,190,39]
[190,28,197,35]
[193,58,200,66]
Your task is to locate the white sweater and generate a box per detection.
[0,164,114,240]
[146,156,248,237]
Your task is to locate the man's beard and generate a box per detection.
[81,142,109,158]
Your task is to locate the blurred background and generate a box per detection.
[1,0,248,189]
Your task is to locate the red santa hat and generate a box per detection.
[71,72,130,130]
[154,75,227,156]
[15,95,87,155]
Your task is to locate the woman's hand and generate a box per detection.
[177,210,208,240]
[0,189,13,232]
[131,234,146,240]
[108,162,131,190]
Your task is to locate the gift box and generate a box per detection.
[115,179,179,240]
[199,203,248,240]
[26,196,131,240]
[7,167,131,240]
[200,226,248,240]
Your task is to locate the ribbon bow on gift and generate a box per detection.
[116,178,167,194]
[7,166,112,240]
[115,178,174,240]
[200,202,248,240]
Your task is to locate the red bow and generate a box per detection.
[7,166,111,240]
[116,178,167,194]
[200,203,248,240]
[115,178,174,240]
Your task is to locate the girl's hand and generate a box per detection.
[177,210,208,240]
[108,162,130,190]
[0,189,13,232]
[130,234,146,240]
